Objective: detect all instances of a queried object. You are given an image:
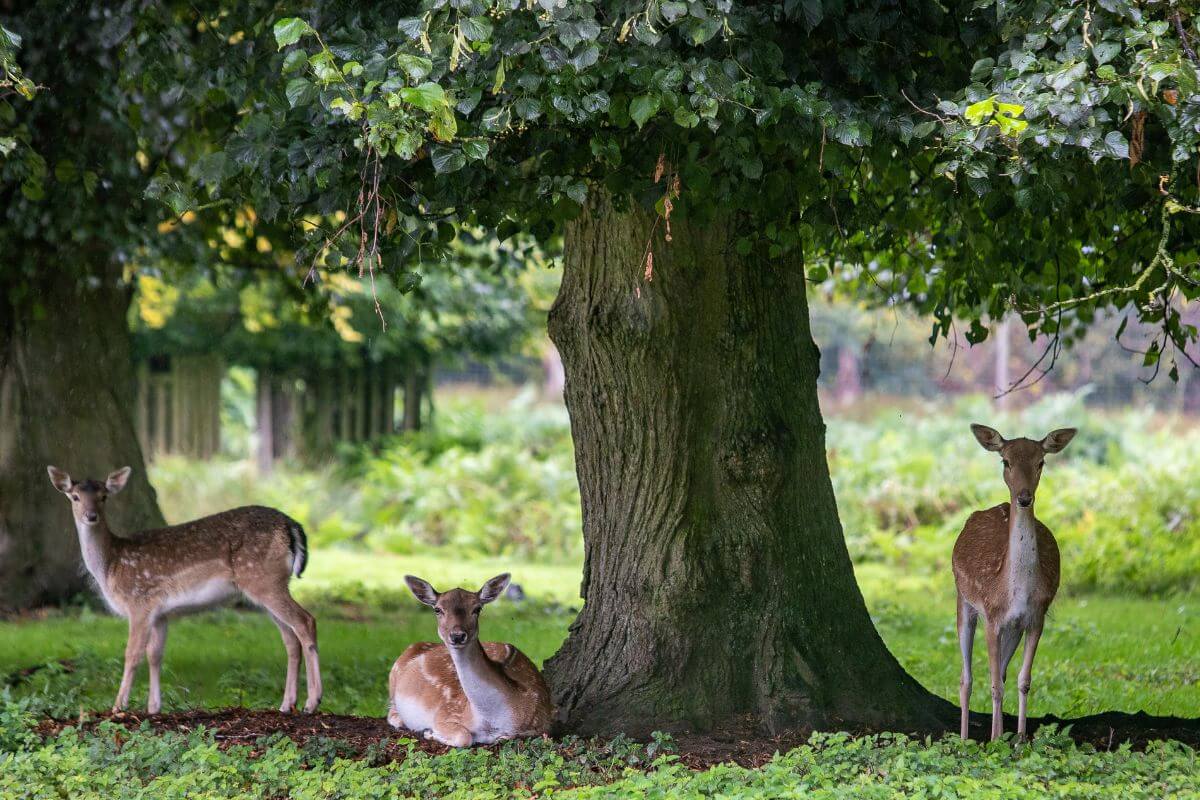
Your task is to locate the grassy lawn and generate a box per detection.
[3,550,1195,720]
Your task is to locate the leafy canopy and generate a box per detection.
[4,1,1200,378]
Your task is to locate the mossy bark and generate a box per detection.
[0,264,164,611]
[544,195,949,735]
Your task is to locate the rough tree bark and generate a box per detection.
[544,196,951,736]
[0,263,165,611]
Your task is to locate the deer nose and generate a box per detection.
[448,630,468,646]
[1016,491,1032,508]
[84,512,99,523]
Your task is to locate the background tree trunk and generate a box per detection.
[544,196,950,736]
[0,264,164,611]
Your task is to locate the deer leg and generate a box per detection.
[268,611,302,713]
[429,711,473,748]
[146,617,169,714]
[987,622,1023,741]
[1017,620,1044,740]
[957,596,978,739]
[114,613,153,714]
[250,589,322,713]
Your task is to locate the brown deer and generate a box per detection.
[47,465,322,715]
[952,424,1076,741]
[387,573,552,747]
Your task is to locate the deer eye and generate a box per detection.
[434,607,444,616]
[472,607,482,615]
[70,494,79,502]
[1001,460,1010,468]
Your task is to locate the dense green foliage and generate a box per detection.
[7,2,1196,360]
[1,706,1197,799]
[151,392,1200,593]
[137,0,1200,371]
[155,392,582,560]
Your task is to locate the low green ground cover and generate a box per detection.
[1,710,1196,799]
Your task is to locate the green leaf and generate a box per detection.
[430,147,466,174]
[429,106,458,142]
[480,105,511,131]
[273,17,312,50]
[673,106,700,128]
[400,82,448,113]
[799,0,823,28]
[964,98,995,125]
[463,140,490,160]
[629,94,661,129]
[397,17,425,39]
[660,1,688,22]
[1103,130,1129,159]
[1092,41,1120,65]
[53,159,78,183]
[459,16,493,42]
[286,78,316,108]
[396,54,434,82]
[565,181,588,204]
[282,49,308,74]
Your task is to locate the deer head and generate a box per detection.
[970,424,1076,509]
[47,466,132,527]
[405,573,510,648]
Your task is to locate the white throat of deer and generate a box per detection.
[969,423,1077,595]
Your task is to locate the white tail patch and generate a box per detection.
[286,521,308,578]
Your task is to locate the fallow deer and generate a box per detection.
[387,573,552,747]
[47,465,322,715]
[952,424,1076,741]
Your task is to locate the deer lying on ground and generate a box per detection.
[952,424,1076,741]
[47,466,322,715]
[388,573,552,747]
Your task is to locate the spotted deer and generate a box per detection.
[387,573,552,747]
[952,425,1076,741]
[46,466,322,715]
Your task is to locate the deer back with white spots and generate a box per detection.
[46,465,322,715]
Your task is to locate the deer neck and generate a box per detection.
[447,639,515,727]
[75,517,116,582]
[1006,502,1039,595]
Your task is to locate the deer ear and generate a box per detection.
[478,573,511,604]
[47,466,73,493]
[1041,428,1077,454]
[404,575,439,607]
[106,466,133,495]
[970,424,1006,452]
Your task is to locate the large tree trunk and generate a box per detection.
[544,196,950,736]
[0,264,164,611]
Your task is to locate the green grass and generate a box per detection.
[3,552,1195,720]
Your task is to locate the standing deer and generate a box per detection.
[952,424,1076,741]
[388,573,552,747]
[46,465,322,715]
